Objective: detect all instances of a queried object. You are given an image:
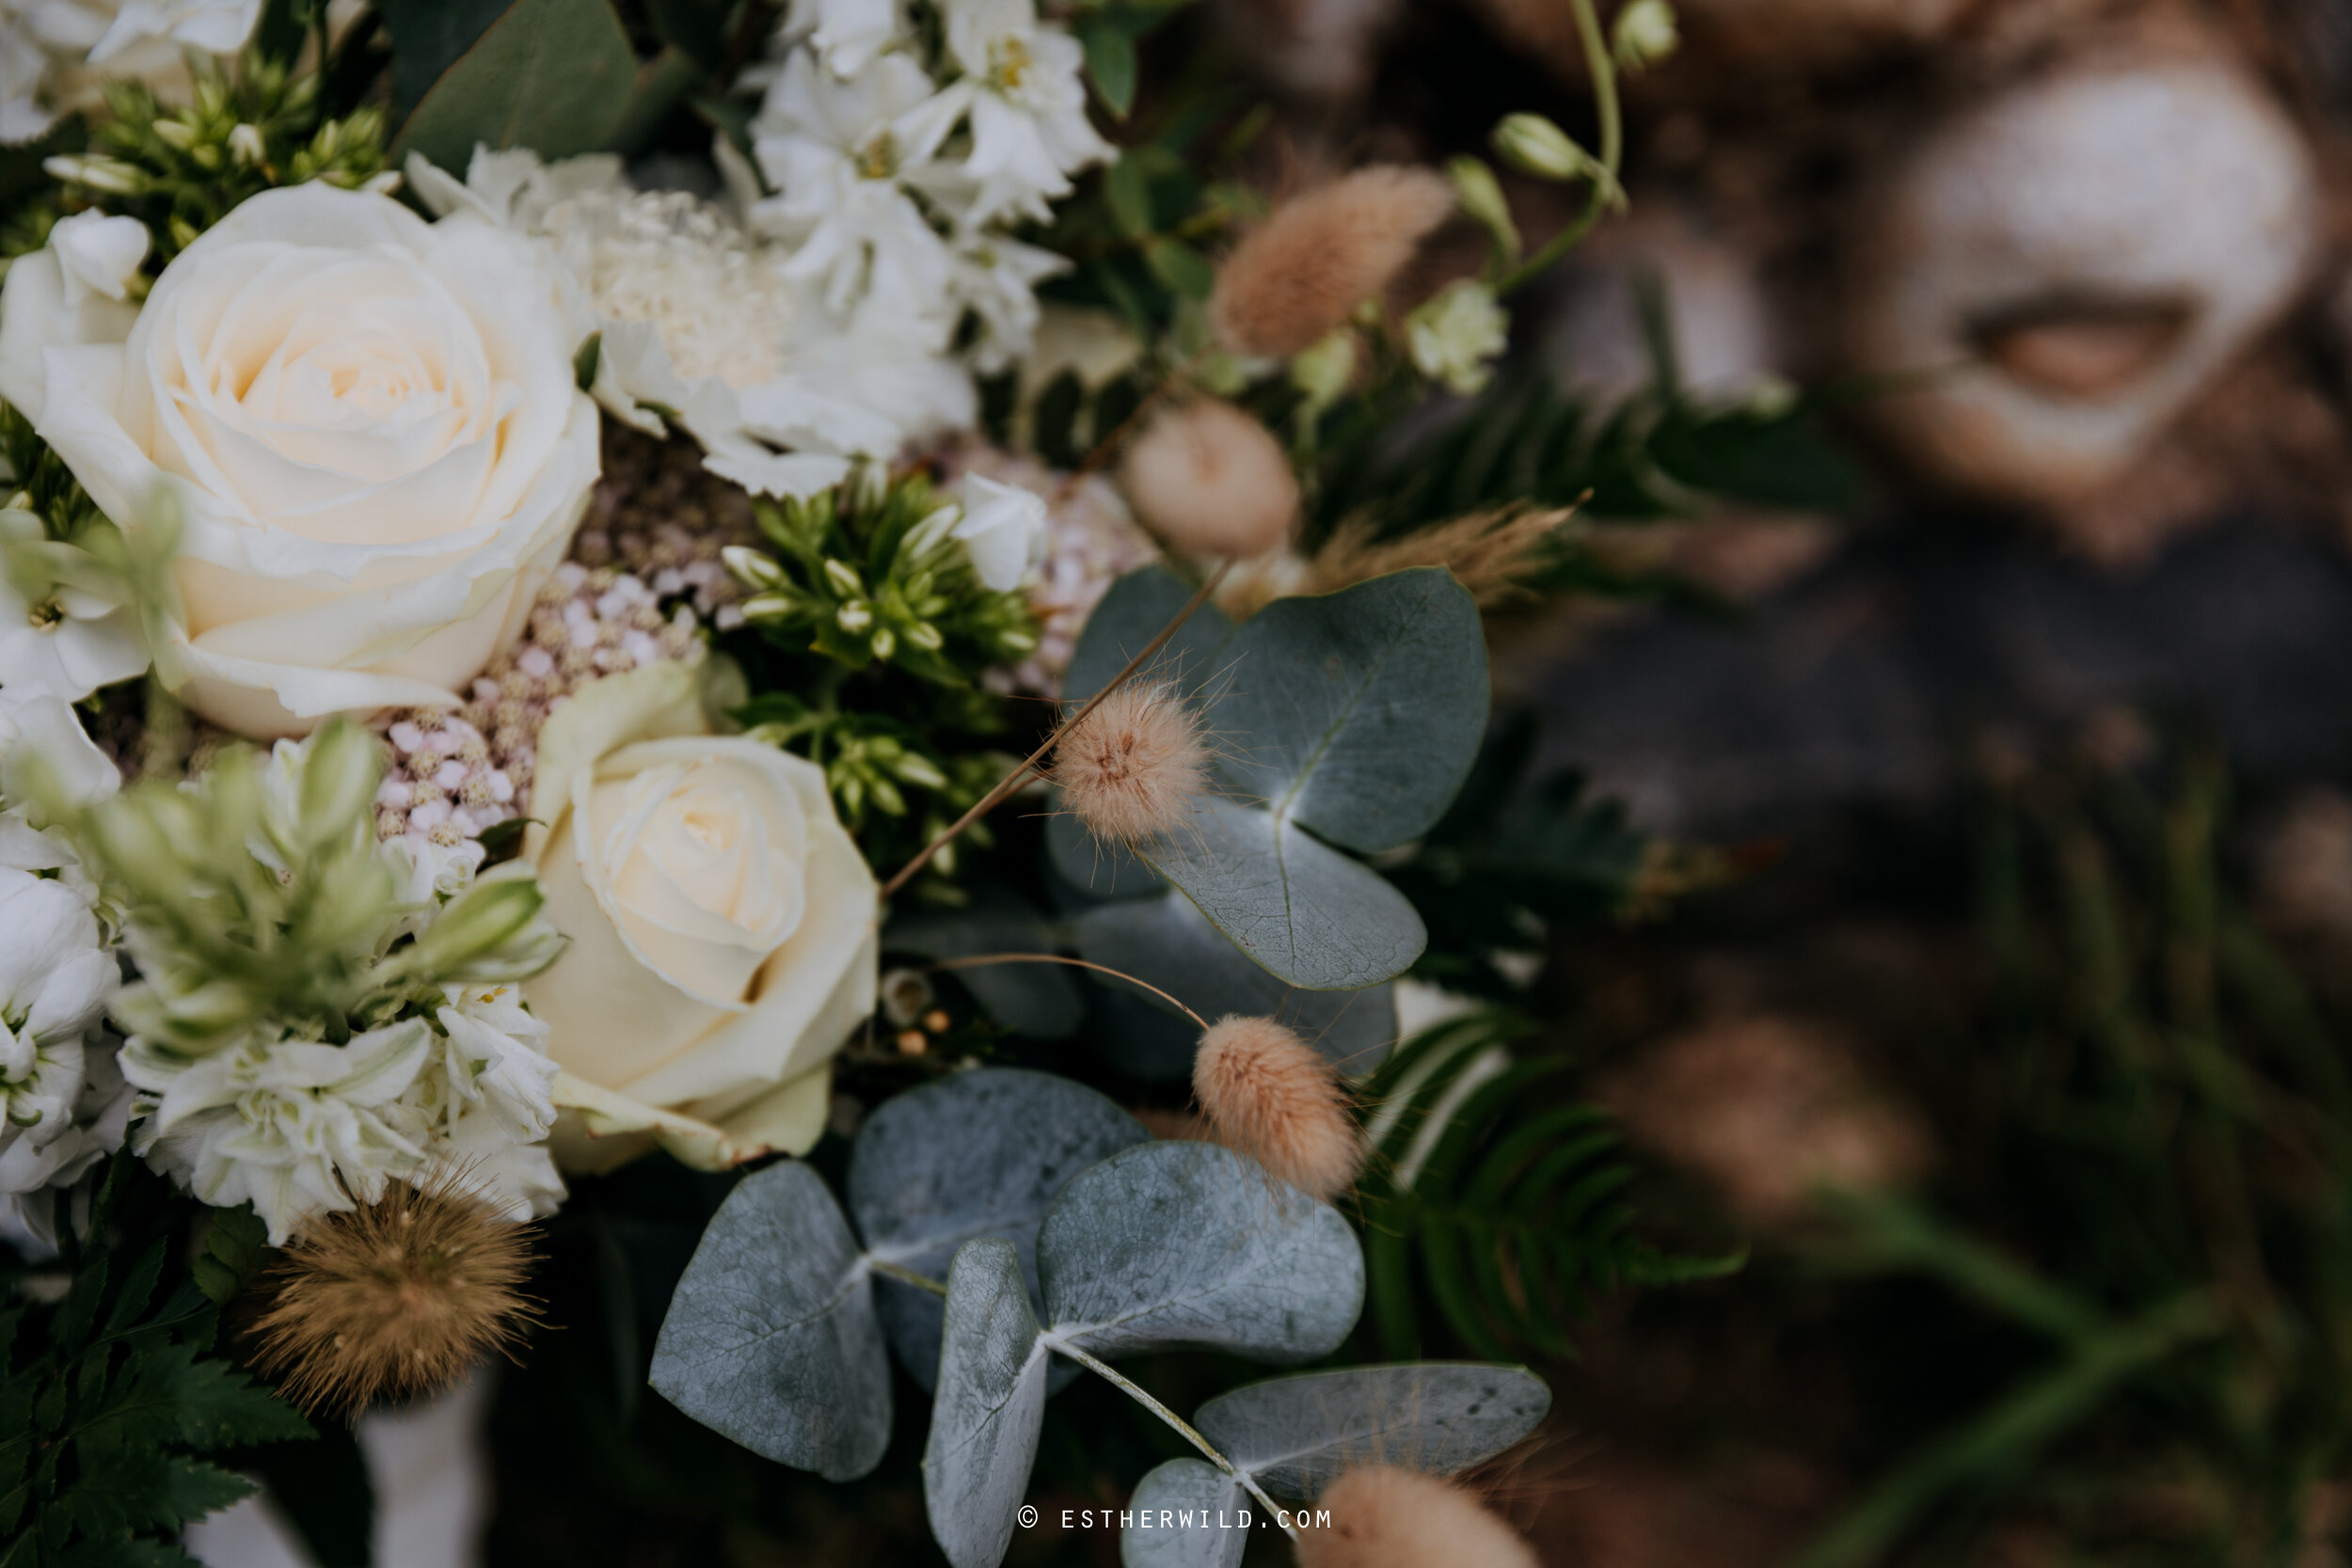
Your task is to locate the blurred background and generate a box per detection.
[297,0,2352,1563]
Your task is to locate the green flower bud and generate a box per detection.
[869,625,897,660]
[45,154,147,195]
[406,873,558,982]
[1613,0,1679,70]
[822,558,863,596]
[722,544,787,591]
[892,752,948,789]
[836,600,873,633]
[151,119,198,151]
[903,621,944,652]
[1446,155,1520,262]
[1491,114,1590,182]
[228,123,265,166]
[294,721,381,850]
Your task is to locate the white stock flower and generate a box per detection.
[953,471,1048,591]
[520,660,876,1173]
[935,0,1113,223]
[0,504,147,700]
[0,686,119,816]
[945,227,1067,372]
[0,182,600,739]
[0,0,257,137]
[130,1019,437,1243]
[1406,278,1509,395]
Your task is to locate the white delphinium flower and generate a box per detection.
[0,686,119,818]
[1406,278,1510,394]
[84,0,260,59]
[0,860,129,1250]
[420,982,563,1221]
[932,0,1113,223]
[941,222,1069,373]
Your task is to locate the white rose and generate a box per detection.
[521,661,877,1172]
[0,182,600,738]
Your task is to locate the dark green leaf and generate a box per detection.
[1076,14,1138,117]
[393,0,640,170]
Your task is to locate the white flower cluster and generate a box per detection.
[0,0,261,142]
[746,0,1105,373]
[119,735,564,1244]
[0,688,128,1252]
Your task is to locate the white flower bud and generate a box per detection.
[1406,280,1509,395]
[1613,0,1679,70]
[1447,156,1519,262]
[228,123,266,166]
[822,558,863,597]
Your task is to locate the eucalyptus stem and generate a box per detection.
[1043,1333,1299,1537]
[927,953,1208,1028]
[866,1257,949,1296]
[1495,0,1624,298]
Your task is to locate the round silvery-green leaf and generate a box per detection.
[649,1161,890,1481]
[1040,1142,1364,1360]
[1121,1459,1248,1568]
[1209,568,1488,855]
[885,887,1085,1038]
[1192,1363,1551,1500]
[1075,892,1396,1079]
[1045,805,1165,902]
[1061,565,1234,705]
[923,1239,1052,1568]
[1142,796,1426,990]
[849,1069,1147,1389]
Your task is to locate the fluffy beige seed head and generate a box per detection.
[1212,166,1458,358]
[1120,399,1299,560]
[1293,1465,1540,1568]
[1192,1015,1364,1200]
[1055,680,1211,846]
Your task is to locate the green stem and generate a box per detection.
[866,1256,949,1296]
[1044,1334,1299,1538]
[1495,0,1623,298]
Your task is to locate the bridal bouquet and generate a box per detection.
[0,1,1823,1562]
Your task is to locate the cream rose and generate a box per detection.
[522,661,878,1173]
[0,182,600,737]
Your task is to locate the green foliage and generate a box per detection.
[389,0,642,170]
[1384,709,1655,998]
[31,57,389,266]
[719,470,1036,884]
[1359,1011,1742,1363]
[1788,752,2352,1565]
[71,721,563,1057]
[1,1158,311,1568]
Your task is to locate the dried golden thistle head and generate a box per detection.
[246,1176,538,1418]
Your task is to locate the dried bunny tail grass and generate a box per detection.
[1052,679,1212,846]
[1311,507,1575,607]
[1120,399,1300,561]
[1212,166,1457,358]
[247,1175,539,1418]
[1293,1465,1540,1568]
[1193,1015,1365,1201]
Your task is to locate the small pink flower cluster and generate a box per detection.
[373,711,518,848]
[571,426,759,627]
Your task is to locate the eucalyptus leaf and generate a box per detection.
[1075,892,1396,1078]
[1213,568,1488,854]
[885,889,1084,1038]
[1121,1459,1248,1568]
[923,1239,1052,1568]
[1057,567,1486,990]
[649,1162,891,1481]
[1040,1142,1364,1360]
[393,0,639,169]
[1060,564,1232,706]
[1046,807,1165,903]
[849,1069,1147,1389]
[1143,796,1428,991]
[1193,1363,1551,1499]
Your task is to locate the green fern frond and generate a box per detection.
[1359,1012,1743,1362]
